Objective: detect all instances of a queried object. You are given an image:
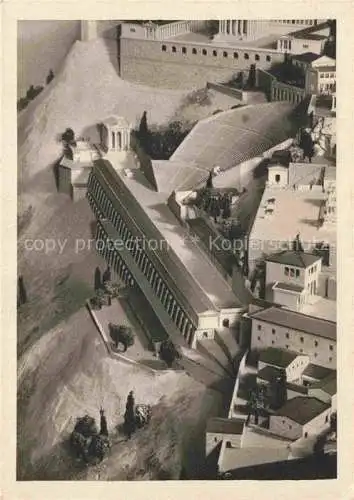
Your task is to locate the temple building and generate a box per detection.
[100,115,132,153]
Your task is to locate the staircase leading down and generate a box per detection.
[197,337,235,378]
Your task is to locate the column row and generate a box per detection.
[220,20,248,36]
[88,175,196,345]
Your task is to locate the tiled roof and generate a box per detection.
[273,282,304,293]
[315,66,336,72]
[303,364,335,381]
[102,115,131,129]
[249,307,336,340]
[286,381,308,395]
[206,417,244,435]
[257,365,283,382]
[310,372,337,396]
[292,52,321,64]
[259,347,299,368]
[274,396,330,424]
[294,33,327,40]
[287,21,330,39]
[266,251,321,268]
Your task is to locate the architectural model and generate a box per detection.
[17,18,337,480]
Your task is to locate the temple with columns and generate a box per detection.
[216,19,322,42]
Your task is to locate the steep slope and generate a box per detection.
[17,37,187,234]
[18,306,224,480]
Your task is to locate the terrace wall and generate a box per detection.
[120,37,284,89]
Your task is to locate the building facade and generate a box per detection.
[265,251,322,308]
[269,397,331,440]
[248,306,336,369]
[100,116,131,153]
[305,56,336,95]
[218,20,323,43]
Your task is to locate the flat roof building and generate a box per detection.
[88,156,245,349]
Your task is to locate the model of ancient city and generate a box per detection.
[17,19,337,480]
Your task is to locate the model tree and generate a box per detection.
[99,408,109,437]
[292,233,304,252]
[300,130,315,163]
[94,266,102,291]
[209,197,221,223]
[139,111,149,139]
[330,412,337,437]
[109,323,135,352]
[124,390,136,439]
[102,266,112,286]
[269,369,287,410]
[46,69,54,85]
[222,195,231,219]
[159,340,181,368]
[246,64,257,89]
[206,170,213,189]
[62,128,76,146]
[18,275,28,306]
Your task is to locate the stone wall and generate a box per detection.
[206,81,246,101]
[120,37,284,90]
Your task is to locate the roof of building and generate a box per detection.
[315,66,336,72]
[257,365,283,382]
[272,281,304,293]
[167,102,297,191]
[102,115,131,129]
[259,347,301,368]
[249,186,336,252]
[249,307,336,340]
[206,417,244,435]
[312,55,336,67]
[93,159,242,314]
[274,396,330,424]
[294,33,327,41]
[310,372,337,396]
[286,381,308,395]
[287,21,330,40]
[266,251,321,268]
[292,52,321,64]
[303,364,335,381]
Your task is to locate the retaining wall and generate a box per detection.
[120,37,284,90]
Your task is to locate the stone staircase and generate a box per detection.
[197,337,235,378]
[214,328,241,365]
[246,91,268,105]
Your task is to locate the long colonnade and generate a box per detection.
[87,171,197,346]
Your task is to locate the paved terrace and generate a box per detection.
[97,159,242,314]
[250,185,336,249]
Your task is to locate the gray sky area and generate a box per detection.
[17,20,80,97]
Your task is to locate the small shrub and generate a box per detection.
[109,323,135,352]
